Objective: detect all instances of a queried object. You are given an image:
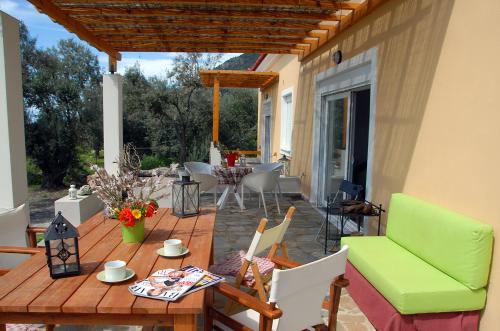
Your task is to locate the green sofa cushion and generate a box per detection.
[386,193,493,290]
[341,236,486,314]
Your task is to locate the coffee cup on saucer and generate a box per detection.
[104,260,126,281]
[164,239,183,256]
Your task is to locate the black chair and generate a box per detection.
[315,180,364,252]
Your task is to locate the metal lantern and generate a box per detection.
[172,175,200,217]
[44,212,81,279]
[278,154,291,177]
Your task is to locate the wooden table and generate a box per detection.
[0,208,216,331]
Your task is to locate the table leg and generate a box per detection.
[234,192,245,210]
[174,314,197,331]
[217,187,230,209]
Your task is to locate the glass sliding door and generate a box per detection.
[322,92,350,205]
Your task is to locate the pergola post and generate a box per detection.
[212,77,220,144]
[103,74,123,175]
[0,12,28,210]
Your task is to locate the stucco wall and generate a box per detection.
[258,0,500,328]
[257,55,299,162]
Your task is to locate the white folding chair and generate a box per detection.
[184,161,212,175]
[241,171,281,218]
[191,172,219,206]
[206,245,350,331]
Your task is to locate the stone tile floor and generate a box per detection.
[23,193,374,331]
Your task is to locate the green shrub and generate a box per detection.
[141,155,164,170]
[27,157,42,186]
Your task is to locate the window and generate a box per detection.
[280,89,294,155]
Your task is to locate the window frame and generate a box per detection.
[280,87,294,156]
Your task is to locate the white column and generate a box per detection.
[103,74,123,175]
[0,12,28,210]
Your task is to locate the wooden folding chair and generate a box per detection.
[218,207,299,313]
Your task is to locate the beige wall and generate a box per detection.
[257,55,300,162]
[258,0,500,329]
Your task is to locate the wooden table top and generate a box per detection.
[0,208,216,317]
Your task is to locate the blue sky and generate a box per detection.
[0,0,240,76]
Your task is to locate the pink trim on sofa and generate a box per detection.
[345,261,480,331]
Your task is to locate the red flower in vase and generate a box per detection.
[118,208,135,227]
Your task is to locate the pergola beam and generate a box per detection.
[61,7,345,21]
[52,0,359,10]
[28,0,121,60]
[301,0,391,60]
[75,17,325,30]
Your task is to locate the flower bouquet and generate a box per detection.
[89,144,175,243]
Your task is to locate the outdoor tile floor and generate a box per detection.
[25,193,374,331]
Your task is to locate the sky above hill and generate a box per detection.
[0,0,240,77]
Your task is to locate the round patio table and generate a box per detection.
[212,166,252,210]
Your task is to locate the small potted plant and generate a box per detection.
[89,144,174,243]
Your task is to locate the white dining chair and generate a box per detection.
[190,172,219,205]
[206,245,350,331]
[253,162,283,196]
[184,161,212,175]
[241,171,281,218]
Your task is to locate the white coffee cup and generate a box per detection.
[104,260,126,281]
[164,239,183,255]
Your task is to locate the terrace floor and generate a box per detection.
[23,193,374,331]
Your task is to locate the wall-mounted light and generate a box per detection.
[333,50,342,65]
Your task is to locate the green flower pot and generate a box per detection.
[121,219,145,243]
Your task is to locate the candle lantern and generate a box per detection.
[172,175,200,217]
[44,212,81,279]
[278,154,291,177]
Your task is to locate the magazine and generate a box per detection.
[128,265,224,301]
[128,267,204,301]
[179,265,224,296]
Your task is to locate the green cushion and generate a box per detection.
[386,193,493,290]
[341,236,486,314]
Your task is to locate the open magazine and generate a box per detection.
[128,265,224,301]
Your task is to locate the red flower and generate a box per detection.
[118,208,135,227]
[146,203,155,217]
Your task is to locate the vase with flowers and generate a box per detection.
[88,144,175,243]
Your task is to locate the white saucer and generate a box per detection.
[96,268,135,283]
[157,246,190,258]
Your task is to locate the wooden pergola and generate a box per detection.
[27,0,389,66]
[199,70,278,144]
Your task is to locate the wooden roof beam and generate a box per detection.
[52,0,357,10]
[90,27,310,38]
[75,16,323,30]
[301,0,390,60]
[61,7,345,21]
[101,35,302,45]
[118,46,294,54]
[28,0,121,60]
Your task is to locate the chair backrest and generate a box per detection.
[387,193,493,290]
[245,207,295,261]
[0,203,31,268]
[241,171,280,192]
[190,172,218,193]
[269,245,349,331]
[184,162,212,175]
[330,180,364,203]
[253,162,283,173]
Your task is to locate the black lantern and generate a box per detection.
[44,212,81,279]
[172,175,200,217]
